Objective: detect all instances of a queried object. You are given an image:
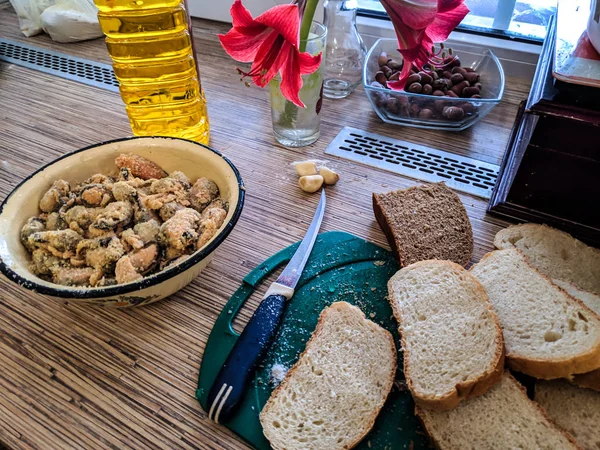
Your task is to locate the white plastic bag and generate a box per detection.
[9,0,55,37]
[40,0,103,43]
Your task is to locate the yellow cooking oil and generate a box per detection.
[94,0,209,144]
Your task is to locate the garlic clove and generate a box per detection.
[319,167,340,185]
[294,161,318,177]
[299,175,324,193]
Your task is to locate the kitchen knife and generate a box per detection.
[207,190,326,424]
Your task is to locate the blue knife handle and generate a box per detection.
[206,294,287,424]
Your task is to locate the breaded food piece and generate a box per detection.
[159,202,185,221]
[159,208,201,259]
[111,181,137,202]
[115,153,168,180]
[64,206,102,232]
[129,244,158,273]
[21,217,46,251]
[52,266,96,287]
[115,255,143,284]
[93,201,133,230]
[79,184,113,207]
[39,180,71,213]
[197,206,227,249]
[190,177,219,212]
[27,229,82,258]
[30,248,62,276]
[84,237,125,272]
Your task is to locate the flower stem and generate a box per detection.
[277,0,319,135]
[299,0,319,52]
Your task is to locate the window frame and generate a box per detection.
[356,0,553,44]
[356,15,541,78]
[187,0,542,78]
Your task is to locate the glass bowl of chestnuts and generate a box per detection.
[363,39,504,131]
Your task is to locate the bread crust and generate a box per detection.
[259,302,397,450]
[494,223,600,296]
[570,368,600,391]
[494,223,600,257]
[372,192,403,265]
[388,260,505,411]
[472,249,600,379]
[416,372,583,450]
[372,183,473,268]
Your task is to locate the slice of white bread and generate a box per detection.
[259,302,397,450]
[388,260,504,410]
[554,280,600,320]
[417,372,580,450]
[470,248,600,379]
[535,380,600,450]
[554,280,600,391]
[494,224,600,296]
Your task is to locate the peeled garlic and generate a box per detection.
[299,175,324,193]
[294,161,318,177]
[319,167,339,185]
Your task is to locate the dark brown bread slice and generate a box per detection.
[372,182,473,267]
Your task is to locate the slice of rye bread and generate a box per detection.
[494,223,600,296]
[535,380,600,450]
[372,182,473,267]
[554,280,600,391]
[388,260,504,410]
[417,372,581,450]
[470,248,600,379]
[259,302,397,450]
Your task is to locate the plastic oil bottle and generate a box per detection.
[94,0,209,144]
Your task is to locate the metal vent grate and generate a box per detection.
[325,127,499,198]
[0,39,119,93]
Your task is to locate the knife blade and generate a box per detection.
[207,190,326,424]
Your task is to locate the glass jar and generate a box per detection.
[269,22,327,148]
[322,0,367,99]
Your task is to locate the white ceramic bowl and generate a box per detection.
[0,137,244,307]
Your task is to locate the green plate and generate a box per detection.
[196,231,431,449]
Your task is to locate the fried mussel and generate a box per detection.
[21,154,228,288]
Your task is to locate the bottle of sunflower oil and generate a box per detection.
[94,0,209,144]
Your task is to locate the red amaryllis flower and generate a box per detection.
[379,0,469,90]
[218,0,322,108]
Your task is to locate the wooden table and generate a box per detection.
[0,7,532,449]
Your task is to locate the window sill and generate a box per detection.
[357,15,540,79]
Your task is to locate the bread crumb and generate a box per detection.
[270,364,288,386]
[374,261,386,266]
[369,312,376,318]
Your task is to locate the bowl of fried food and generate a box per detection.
[0,137,244,307]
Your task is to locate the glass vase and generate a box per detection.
[269,22,327,148]
[322,0,367,99]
